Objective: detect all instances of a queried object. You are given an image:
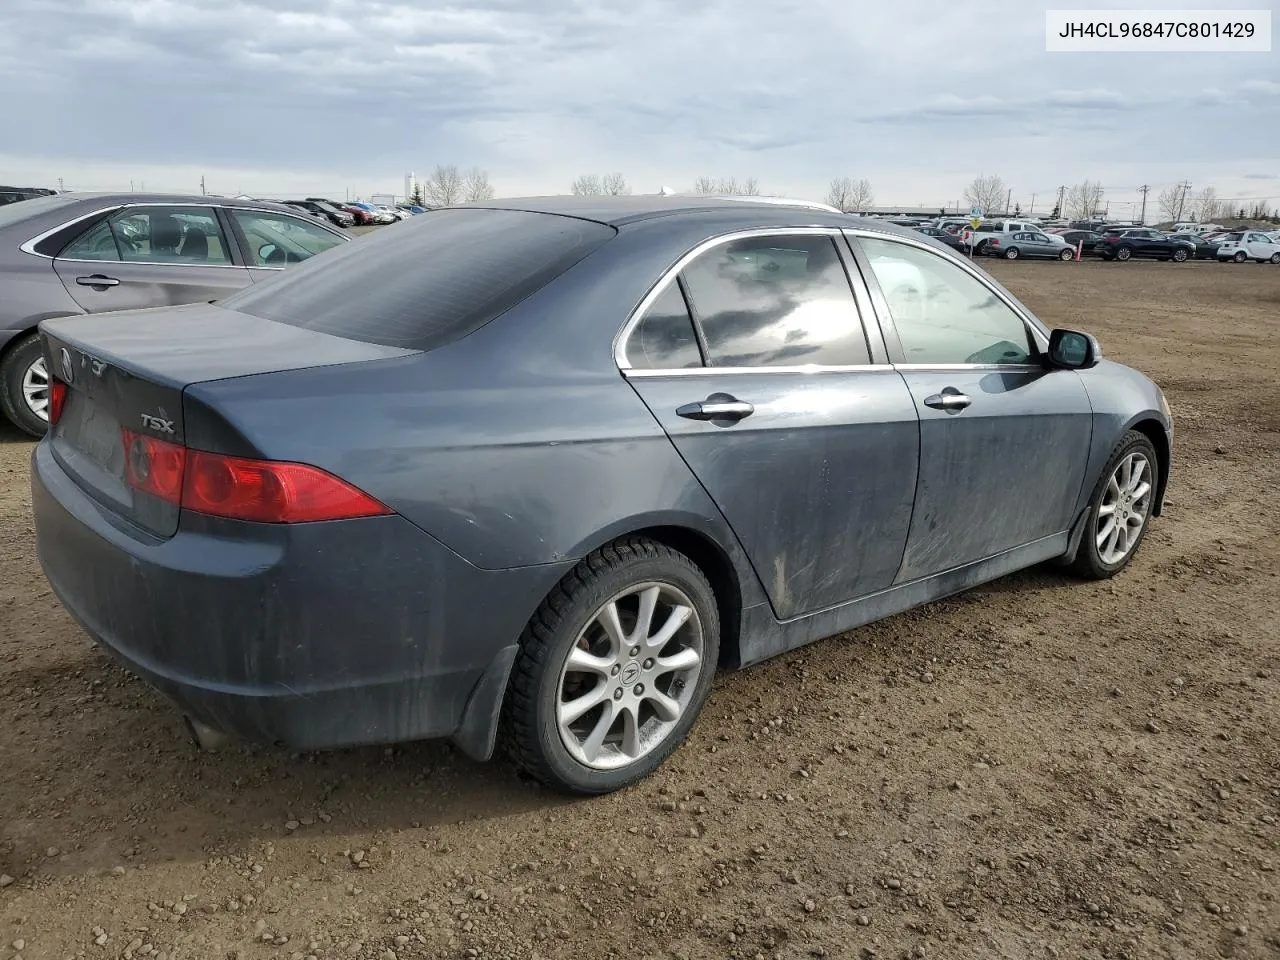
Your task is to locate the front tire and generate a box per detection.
[504,537,720,795]
[1270,252,1280,264]
[1172,247,1189,262]
[1070,431,1158,580]
[0,333,50,438]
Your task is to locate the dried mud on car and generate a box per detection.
[0,261,1277,959]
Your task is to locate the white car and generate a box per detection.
[1215,230,1280,263]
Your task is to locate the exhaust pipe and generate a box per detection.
[184,716,235,752]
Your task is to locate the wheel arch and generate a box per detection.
[564,516,751,670]
[1127,416,1170,517]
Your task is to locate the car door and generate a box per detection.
[1023,232,1053,258]
[223,207,348,282]
[620,229,920,619]
[51,204,252,313]
[1245,232,1274,260]
[847,231,1094,582]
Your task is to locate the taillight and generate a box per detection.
[119,432,391,523]
[988,238,1000,246]
[122,429,186,505]
[49,380,68,426]
[183,451,391,523]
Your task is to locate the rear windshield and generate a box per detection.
[221,208,615,350]
[0,193,80,229]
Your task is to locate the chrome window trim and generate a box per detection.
[614,226,886,374]
[893,363,1044,373]
[842,228,1052,352]
[19,200,346,260]
[626,363,892,378]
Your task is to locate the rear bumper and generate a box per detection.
[31,442,572,756]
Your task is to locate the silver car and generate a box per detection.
[0,193,349,435]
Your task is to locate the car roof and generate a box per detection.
[460,195,869,229]
[46,192,303,212]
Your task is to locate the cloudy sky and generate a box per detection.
[1,0,1276,213]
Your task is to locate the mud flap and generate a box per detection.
[1056,506,1092,567]
[450,644,518,762]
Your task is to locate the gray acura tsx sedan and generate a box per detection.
[31,196,1172,795]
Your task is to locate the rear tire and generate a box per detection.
[0,333,49,438]
[1069,431,1159,580]
[1003,246,1019,260]
[1115,246,1132,261]
[503,537,720,795]
[1233,250,1247,263]
[1059,248,1074,261]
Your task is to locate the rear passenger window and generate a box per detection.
[60,220,120,261]
[628,283,702,369]
[679,235,870,368]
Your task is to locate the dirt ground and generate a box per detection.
[0,261,1277,960]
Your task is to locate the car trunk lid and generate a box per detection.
[40,303,416,538]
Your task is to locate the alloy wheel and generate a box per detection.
[1096,452,1152,565]
[556,582,704,771]
[22,356,49,422]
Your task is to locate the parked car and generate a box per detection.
[346,201,396,225]
[1094,228,1194,262]
[912,225,967,251]
[282,199,355,228]
[1055,229,1104,255]
[1214,231,1280,263]
[963,220,1050,254]
[0,193,349,435]
[29,197,1172,795]
[984,231,1076,260]
[0,186,58,206]
[1166,232,1222,260]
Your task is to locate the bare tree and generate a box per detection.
[424,165,464,207]
[599,172,631,196]
[1194,186,1224,221]
[963,173,1007,217]
[1158,183,1191,222]
[571,174,603,196]
[463,168,494,202]
[1065,180,1106,220]
[693,176,761,196]
[826,177,875,213]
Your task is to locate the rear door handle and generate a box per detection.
[676,399,755,422]
[923,391,972,411]
[76,275,120,287]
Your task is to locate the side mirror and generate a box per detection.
[1047,328,1101,369]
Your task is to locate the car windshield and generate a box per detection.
[0,193,81,229]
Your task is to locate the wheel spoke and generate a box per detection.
[579,700,617,763]
[1107,476,1121,501]
[1096,518,1116,548]
[1119,455,1133,489]
[1126,512,1145,528]
[1098,502,1116,517]
[559,682,608,726]
[566,646,614,677]
[655,646,699,674]
[1130,480,1151,502]
[596,601,627,655]
[645,604,692,652]
[645,689,682,723]
[631,585,660,644]
[618,705,641,758]
[1105,524,1121,559]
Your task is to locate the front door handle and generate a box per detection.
[923,391,972,411]
[676,398,755,422]
[76,275,120,287]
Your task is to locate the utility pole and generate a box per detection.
[1138,184,1150,224]
[200,175,206,196]
[1029,193,1036,215]
[56,177,64,191]
[1056,184,1066,218]
[1005,188,1012,216]
[1175,180,1191,221]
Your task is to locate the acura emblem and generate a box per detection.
[59,347,74,383]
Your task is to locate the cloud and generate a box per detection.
[0,0,1274,209]
[1244,173,1280,180]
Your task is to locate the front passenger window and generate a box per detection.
[858,236,1035,366]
